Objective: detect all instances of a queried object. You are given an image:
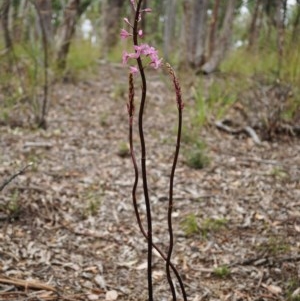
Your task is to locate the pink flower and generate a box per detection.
[129,52,140,59]
[122,51,140,65]
[122,51,130,64]
[130,66,139,74]
[123,18,132,27]
[134,44,150,55]
[132,44,162,70]
[134,44,156,56]
[130,0,136,9]
[142,8,152,13]
[120,29,131,39]
[150,58,163,69]
[138,30,143,38]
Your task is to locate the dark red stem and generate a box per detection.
[129,104,187,301]
[133,1,153,300]
[166,106,183,300]
[165,64,187,301]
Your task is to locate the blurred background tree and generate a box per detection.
[1,0,299,72]
[0,0,299,128]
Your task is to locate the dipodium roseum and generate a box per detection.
[120,1,162,74]
[120,29,131,39]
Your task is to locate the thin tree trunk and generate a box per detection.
[102,0,123,57]
[182,0,193,65]
[193,0,209,67]
[35,0,53,44]
[276,0,284,77]
[56,0,80,69]
[163,0,177,60]
[32,0,50,129]
[208,0,220,57]
[291,3,300,43]
[181,0,208,68]
[1,0,13,51]
[248,0,261,50]
[201,0,236,74]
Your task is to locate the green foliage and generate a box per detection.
[289,294,300,301]
[181,215,228,239]
[192,88,207,127]
[0,43,43,124]
[84,192,102,217]
[8,190,20,216]
[52,0,64,11]
[191,75,245,129]
[181,125,210,170]
[213,265,231,278]
[287,278,300,301]
[99,113,108,127]
[111,83,127,100]
[0,190,21,219]
[107,43,124,63]
[221,45,300,85]
[79,0,94,15]
[117,142,130,158]
[269,167,289,180]
[184,140,210,170]
[257,236,291,256]
[181,214,199,236]
[66,39,99,75]
[0,35,99,126]
[201,218,228,238]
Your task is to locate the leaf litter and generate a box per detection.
[0,64,299,300]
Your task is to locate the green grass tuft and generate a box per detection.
[181,214,199,236]
[67,39,99,73]
[201,218,228,238]
[184,141,210,170]
[213,265,231,278]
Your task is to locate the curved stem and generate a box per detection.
[133,1,153,299]
[165,63,187,301]
[129,112,187,301]
[166,106,182,301]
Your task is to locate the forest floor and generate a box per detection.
[0,63,299,301]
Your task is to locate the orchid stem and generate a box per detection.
[133,1,153,300]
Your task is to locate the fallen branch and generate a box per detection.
[0,163,32,192]
[0,276,56,292]
[229,254,300,267]
[215,120,261,145]
[24,141,53,148]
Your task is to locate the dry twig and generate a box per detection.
[0,163,32,192]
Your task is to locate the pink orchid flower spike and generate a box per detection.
[120,29,132,39]
[130,66,139,74]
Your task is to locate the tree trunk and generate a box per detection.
[201,0,236,74]
[192,0,209,67]
[248,0,262,50]
[181,0,209,68]
[1,0,13,51]
[35,0,53,44]
[163,0,177,60]
[291,3,300,43]
[208,0,220,57]
[275,0,285,77]
[181,0,193,66]
[101,0,123,56]
[56,0,81,69]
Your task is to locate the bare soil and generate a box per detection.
[0,64,299,301]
